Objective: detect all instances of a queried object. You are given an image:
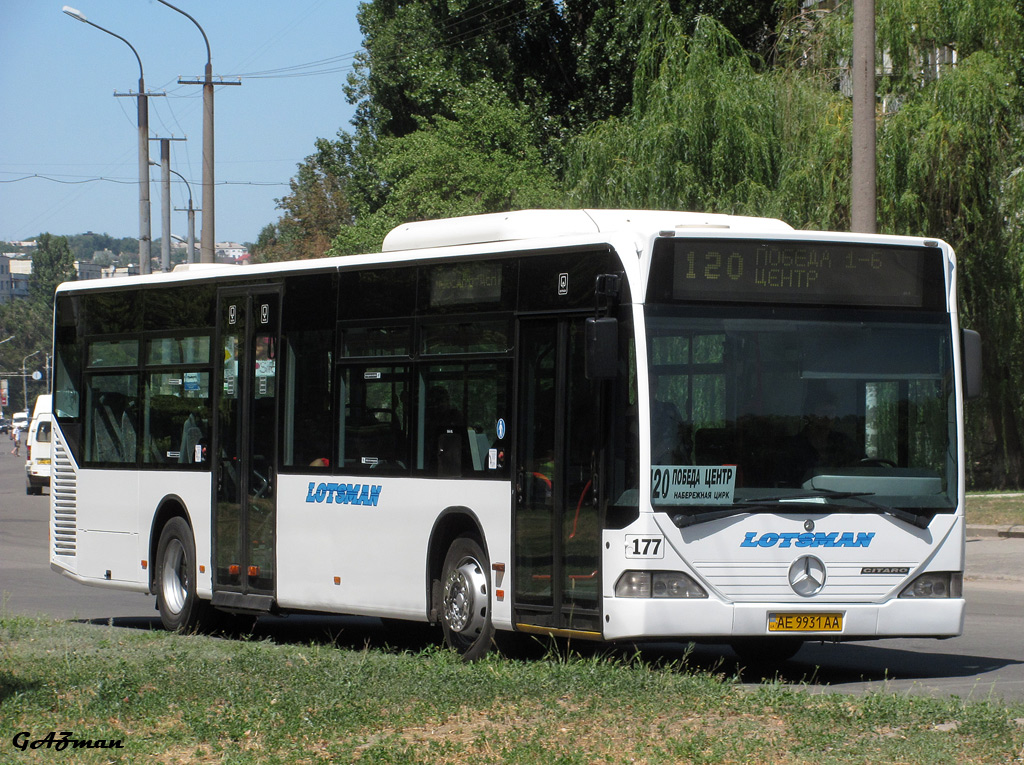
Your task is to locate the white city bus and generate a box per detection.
[49,209,982,661]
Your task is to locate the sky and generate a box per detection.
[0,0,364,246]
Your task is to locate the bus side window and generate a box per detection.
[84,380,139,465]
[339,365,410,474]
[282,330,334,470]
[418,362,510,477]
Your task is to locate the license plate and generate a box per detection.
[768,613,843,632]
[38,459,50,465]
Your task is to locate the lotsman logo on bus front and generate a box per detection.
[740,531,875,549]
[305,482,382,506]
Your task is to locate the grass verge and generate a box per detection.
[2,615,1023,763]
[967,493,1024,528]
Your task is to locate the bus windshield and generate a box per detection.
[646,309,956,520]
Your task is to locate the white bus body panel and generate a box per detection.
[276,473,512,626]
[601,511,965,641]
[49,424,212,595]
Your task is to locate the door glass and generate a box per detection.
[248,295,278,591]
[562,320,600,622]
[215,293,279,594]
[216,297,245,588]
[515,322,557,611]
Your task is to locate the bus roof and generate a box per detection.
[381,209,794,252]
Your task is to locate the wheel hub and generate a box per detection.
[443,557,488,635]
[160,539,188,615]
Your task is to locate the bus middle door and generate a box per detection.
[514,316,603,637]
[213,289,281,612]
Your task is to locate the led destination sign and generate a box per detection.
[648,239,945,309]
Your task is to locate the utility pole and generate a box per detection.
[851,0,877,234]
[176,70,240,263]
[156,1,240,264]
[153,137,187,272]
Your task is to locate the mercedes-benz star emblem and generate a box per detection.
[789,555,826,597]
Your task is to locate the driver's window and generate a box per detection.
[338,365,410,474]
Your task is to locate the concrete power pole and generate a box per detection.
[161,139,171,272]
[157,1,239,264]
[154,137,186,272]
[851,0,877,234]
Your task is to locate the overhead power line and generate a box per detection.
[0,174,288,187]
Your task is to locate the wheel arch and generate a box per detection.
[425,506,487,623]
[148,494,194,594]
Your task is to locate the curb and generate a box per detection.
[966,525,1024,539]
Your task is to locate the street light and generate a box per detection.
[168,167,196,264]
[21,350,39,415]
[155,1,215,264]
[63,6,152,275]
[150,159,196,265]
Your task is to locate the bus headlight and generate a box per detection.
[615,571,707,598]
[899,572,962,598]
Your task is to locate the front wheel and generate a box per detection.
[440,536,494,661]
[155,516,211,632]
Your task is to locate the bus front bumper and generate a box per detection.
[601,596,965,642]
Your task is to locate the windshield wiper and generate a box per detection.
[670,490,932,529]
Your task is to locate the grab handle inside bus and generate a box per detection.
[961,329,982,400]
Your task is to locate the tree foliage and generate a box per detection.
[29,233,75,311]
[0,234,72,414]
[328,85,562,255]
[309,0,786,254]
[252,146,353,263]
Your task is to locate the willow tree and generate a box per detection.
[567,14,850,227]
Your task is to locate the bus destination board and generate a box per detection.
[649,239,945,309]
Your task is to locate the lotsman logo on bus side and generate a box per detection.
[305,482,382,506]
[740,531,875,549]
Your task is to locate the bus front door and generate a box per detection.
[213,289,281,612]
[514,317,603,636]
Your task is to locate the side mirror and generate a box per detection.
[585,317,618,380]
[961,329,982,400]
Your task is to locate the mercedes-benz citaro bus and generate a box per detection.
[49,209,982,662]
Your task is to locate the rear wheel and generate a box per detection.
[439,536,494,661]
[155,517,211,632]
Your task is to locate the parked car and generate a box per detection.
[25,395,52,495]
[0,417,10,434]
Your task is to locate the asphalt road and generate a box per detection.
[2,449,1022,701]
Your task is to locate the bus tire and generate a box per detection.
[155,516,210,633]
[439,535,493,661]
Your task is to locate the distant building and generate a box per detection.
[0,257,32,302]
[75,260,139,280]
[76,260,105,281]
[215,242,249,263]
[0,255,13,303]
